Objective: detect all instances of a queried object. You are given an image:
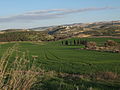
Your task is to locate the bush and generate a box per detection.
[0,44,43,90]
[104,40,117,47]
[95,72,118,80]
[86,41,97,49]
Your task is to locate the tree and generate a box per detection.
[77,39,80,45]
[65,40,68,45]
[74,40,76,45]
[62,41,64,45]
[80,40,88,46]
[70,41,72,46]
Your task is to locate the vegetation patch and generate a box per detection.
[0,37,120,89]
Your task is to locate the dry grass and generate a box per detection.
[0,43,43,90]
[0,42,8,44]
[95,72,119,80]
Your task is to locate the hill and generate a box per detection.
[0,31,54,42]
[45,20,120,39]
[0,20,120,42]
[0,21,120,89]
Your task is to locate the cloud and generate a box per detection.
[0,7,117,23]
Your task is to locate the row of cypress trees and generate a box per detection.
[62,39,88,46]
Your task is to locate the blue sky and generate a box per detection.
[0,0,120,30]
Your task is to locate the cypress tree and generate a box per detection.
[70,41,72,46]
[62,41,64,45]
[77,39,80,45]
[65,40,68,45]
[74,40,76,45]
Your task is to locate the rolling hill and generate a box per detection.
[0,20,120,42]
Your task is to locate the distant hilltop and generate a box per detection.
[1,20,120,31]
[0,20,120,40]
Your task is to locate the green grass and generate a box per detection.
[0,38,120,90]
[0,43,15,57]
[13,38,120,74]
[0,38,120,74]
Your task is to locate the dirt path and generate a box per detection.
[91,36,120,39]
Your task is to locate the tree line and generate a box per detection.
[62,39,120,53]
[62,39,88,46]
[0,31,54,42]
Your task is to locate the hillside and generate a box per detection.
[0,31,54,42]
[0,21,120,90]
[45,21,120,39]
[0,20,120,42]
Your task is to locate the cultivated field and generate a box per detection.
[0,38,120,90]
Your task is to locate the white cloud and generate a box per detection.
[0,7,118,23]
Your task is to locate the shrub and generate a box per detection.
[104,40,117,47]
[86,41,97,49]
[95,72,118,80]
[0,43,43,90]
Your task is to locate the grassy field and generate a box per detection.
[0,38,120,90]
[0,38,120,74]
[18,38,120,74]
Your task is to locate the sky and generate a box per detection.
[0,0,120,30]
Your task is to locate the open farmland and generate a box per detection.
[0,38,120,74]
[16,38,119,73]
[0,38,120,89]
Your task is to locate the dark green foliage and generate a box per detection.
[61,41,64,45]
[62,39,83,46]
[65,40,68,45]
[74,40,76,45]
[69,41,72,46]
[62,39,88,46]
[0,31,53,42]
[77,39,80,45]
[80,40,88,46]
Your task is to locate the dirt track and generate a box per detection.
[91,36,120,39]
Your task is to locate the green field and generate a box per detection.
[0,38,120,74]
[0,38,120,90]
